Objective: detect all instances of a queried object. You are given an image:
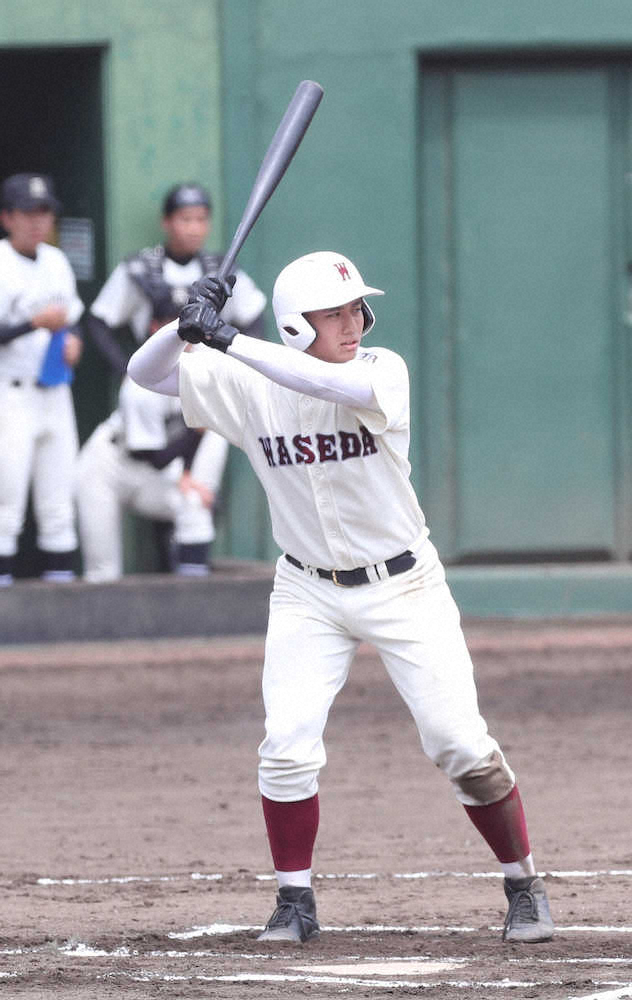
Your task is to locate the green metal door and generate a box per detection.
[420,59,631,563]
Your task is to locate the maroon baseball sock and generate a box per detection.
[463,785,530,863]
[261,793,319,872]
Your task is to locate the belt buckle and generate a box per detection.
[331,569,347,587]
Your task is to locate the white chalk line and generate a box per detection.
[5,943,632,995]
[92,970,632,992]
[8,922,625,946]
[36,872,222,886]
[5,946,632,969]
[569,988,632,1000]
[33,867,632,887]
[168,922,632,939]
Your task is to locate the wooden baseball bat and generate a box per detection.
[216,79,324,282]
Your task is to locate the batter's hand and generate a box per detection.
[178,305,239,352]
[31,304,68,331]
[177,273,236,344]
[193,274,236,314]
[178,278,239,351]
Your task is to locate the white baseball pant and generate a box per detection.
[258,540,512,805]
[0,380,78,556]
[76,422,213,582]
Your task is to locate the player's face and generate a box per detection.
[304,298,365,363]
[162,205,210,256]
[1,208,56,255]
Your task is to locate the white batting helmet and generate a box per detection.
[272,251,384,351]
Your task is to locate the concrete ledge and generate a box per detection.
[447,563,632,619]
[2,559,275,644]
[4,560,632,645]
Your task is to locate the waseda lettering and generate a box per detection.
[339,430,361,460]
[317,433,337,463]
[292,434,316,464]
[258,426,378,469]
[276,436,293,466]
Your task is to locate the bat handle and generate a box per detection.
[217,252,237,284]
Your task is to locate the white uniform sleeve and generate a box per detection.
[226,333,379,410]
[222,268,267,328]
[126,320,184,396]
[349,348,410,435]
[90,262,147,329]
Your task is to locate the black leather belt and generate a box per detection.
[285,550,416,587]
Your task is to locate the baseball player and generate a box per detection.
[127,251,554,945]
[76,372,228,582]
[0,173,84,585]
[87,182,266,375]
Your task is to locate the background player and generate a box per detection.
[127,251,554,945]
[76,371,228,582]
[0,173,84,585]
[86,181,266,571]
[87,181,266,375]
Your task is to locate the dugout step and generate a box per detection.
[2,559,275,644]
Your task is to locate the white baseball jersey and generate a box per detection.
[0,239,84,379]
[178,344,429,569]
[91,258,266,342]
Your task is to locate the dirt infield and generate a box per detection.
[2,621,632,999]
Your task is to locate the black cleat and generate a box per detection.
[502,875,554,942]
[257,885,320,943]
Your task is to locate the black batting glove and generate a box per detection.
[178,300,238,352]
[192,273,236,313]
[177,273,237,346]
[201,318,239,352]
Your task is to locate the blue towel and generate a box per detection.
[38,329,74,387]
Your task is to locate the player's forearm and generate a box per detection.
[127,321,183,396]
[227,333,379,410]
[128,428,201,471]
[0,320,33,345]
[86,314,128,375]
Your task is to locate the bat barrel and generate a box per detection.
[217,80,324,281]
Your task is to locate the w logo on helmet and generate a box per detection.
[334,261,351,280]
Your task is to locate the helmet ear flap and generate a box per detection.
[361,300,375,335]
[278,313,317,351]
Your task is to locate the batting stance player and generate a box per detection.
[128,251,554,944]
[0,174,84,585]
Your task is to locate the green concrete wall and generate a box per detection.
[7,0,632,616]
[220,0,632,576]
[1,0,224,264]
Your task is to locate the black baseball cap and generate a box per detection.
[1,173,62,214]
[162,183,212,217]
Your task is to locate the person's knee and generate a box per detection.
[258,731,325,801]
[453,750,515,806]
[258,762,320,801]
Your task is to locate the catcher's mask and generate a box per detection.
[272,251,384,351]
